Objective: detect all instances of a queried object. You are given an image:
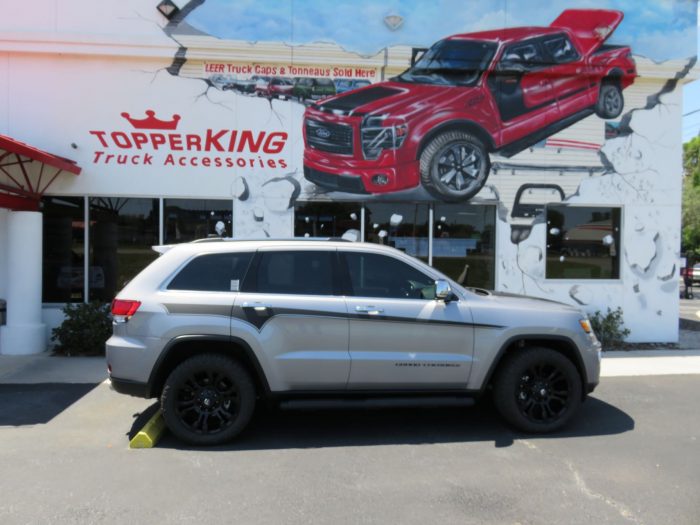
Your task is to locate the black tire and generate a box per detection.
[161,354,256,446]
[419,130,490,202]
[595,82,624,119]
[493,347,582,433]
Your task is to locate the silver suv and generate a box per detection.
[107,238,601,445]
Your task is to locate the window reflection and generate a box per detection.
[294,202,361,240]
[432,204,495,289]
[546,206,620,279]
[364,202,429,259]
[89,198,159,301]
[164,199,233,243]
[42,197,85,303]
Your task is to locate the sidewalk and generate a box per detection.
[0,353,107,384]
[1,350,700,384]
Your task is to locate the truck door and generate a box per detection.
[488,39,560,145]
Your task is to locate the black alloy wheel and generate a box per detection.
[493,347,582,433]
[161,354,255,445]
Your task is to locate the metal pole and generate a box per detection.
[83,196,89,303]
[428,205,433,266]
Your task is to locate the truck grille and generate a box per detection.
[305,119,353,155]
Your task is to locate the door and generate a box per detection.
[341,250,474,390]
[233,248,350,390]
[541,33,596,115]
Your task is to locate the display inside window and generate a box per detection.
[546,206,621,279]
[432,204,496,289]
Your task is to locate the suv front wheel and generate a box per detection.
[493,347,582,433]
[161,354,256,445]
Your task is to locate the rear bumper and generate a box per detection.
[110,376,152,399]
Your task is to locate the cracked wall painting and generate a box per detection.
[18,0,694,341]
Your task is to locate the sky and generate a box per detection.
[186,0,696,61]
[683,11,700,143]
[185,0,700,142]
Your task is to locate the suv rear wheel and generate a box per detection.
[420,130,490,202]
[493,347,581,433]
[161,354,256,445]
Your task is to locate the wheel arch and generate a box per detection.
[481,335,588,398]
[147,335,271,399]
[602,67,624,86]
[417,119,496,159]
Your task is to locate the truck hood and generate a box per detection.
[550,9,623,55]
[315,82,480,118]
[471,288,584,316]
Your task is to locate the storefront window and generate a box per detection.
[89,198,159,301]
[546,206,621,279]
[432,204,495,289]
[294,201,361,240]
[164,199,233,243]
[364,203,430,259]
[42,197,86,303]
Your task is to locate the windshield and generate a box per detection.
[397,39,497,86]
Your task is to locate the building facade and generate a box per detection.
[0,0,697,353]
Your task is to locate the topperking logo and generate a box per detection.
[89,110,288,169]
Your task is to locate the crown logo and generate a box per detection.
[121,110,181,130]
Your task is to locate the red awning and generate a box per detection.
[0,134,81,211]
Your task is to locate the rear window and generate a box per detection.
[168,252,253,292]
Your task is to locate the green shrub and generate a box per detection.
[51,302,112,356]
[589,307,630,349]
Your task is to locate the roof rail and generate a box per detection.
[189,237,352,244]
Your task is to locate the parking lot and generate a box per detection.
[1,368,698,524]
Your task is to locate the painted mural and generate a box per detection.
[153,0,694,340]
[1,0,695,341]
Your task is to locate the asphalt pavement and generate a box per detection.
[0,354,698,524]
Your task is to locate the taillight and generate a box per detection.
[111,299,141,321]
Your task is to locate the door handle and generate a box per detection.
[241,302,271,312]
[355,305,384,315]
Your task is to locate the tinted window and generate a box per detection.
[546,206,621,279]
[501,40,545,69]
[256,251,336,295]
[168,252,253,291]
[344,252,436,300]
[542,35,579,64]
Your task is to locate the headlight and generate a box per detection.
[361,114,408,160]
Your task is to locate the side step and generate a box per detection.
[279,396,475,411]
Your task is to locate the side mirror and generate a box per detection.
[435,279,453,302]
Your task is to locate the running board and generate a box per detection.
[279,396,476,410]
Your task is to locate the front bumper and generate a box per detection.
[303,152,420,194]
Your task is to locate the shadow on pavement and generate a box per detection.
[0,383,99,426]
[146,395,634,451]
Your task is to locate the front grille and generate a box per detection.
[305,119,353,155]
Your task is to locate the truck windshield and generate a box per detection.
[397,39,497,86]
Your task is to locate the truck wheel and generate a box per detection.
[161,354,256,446]
[420,131,490,202]
[493,347,582,433]
[595,83,624,119]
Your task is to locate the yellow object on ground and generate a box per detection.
[129,410,166,449]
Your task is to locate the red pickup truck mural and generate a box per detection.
[303,9,636,202]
